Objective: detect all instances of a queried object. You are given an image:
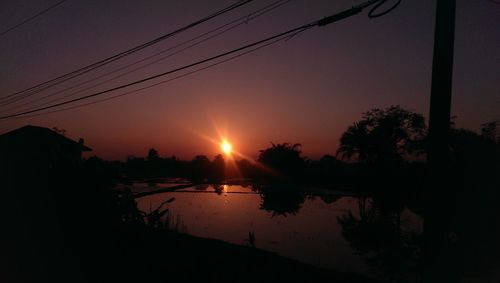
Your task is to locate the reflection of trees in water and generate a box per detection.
[319,194,341,204]
[338,197,421,282]
[211,184,225,195]
[195,184,209,191]
[254,185,305,216]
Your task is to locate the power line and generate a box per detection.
[9,32,291,120]
[0,0,68,38]
[0,0,388,120]
[0,0,252,104]
[367,0,402,18]
[0,25,313,120]
[0,0,396,120]
[1,0,290,113]
[0,0,253,103]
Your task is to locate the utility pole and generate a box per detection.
[427,0,456,169]
[423,1,457,282]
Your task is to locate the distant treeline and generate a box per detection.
[85,106,500,191]
[86,150,354,185]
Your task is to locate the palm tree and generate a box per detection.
[336,121,371,162]
[258,142,305,179]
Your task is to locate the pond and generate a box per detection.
[132,183,423,282]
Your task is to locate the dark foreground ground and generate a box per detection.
[3,222,376,283]
[1,172,376,283]
[2,149,499,283]
[114,225,376,283]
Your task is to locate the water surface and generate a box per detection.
[134,184,422,281]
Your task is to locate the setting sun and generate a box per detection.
[221,140,232,155]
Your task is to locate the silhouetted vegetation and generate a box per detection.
[82,106,497,202]
[254,184,306,216]
[257,142,306,183]
[2,106,498,282]
[2,135,366,283]
[337,105,426,165]
[338,196,420,282]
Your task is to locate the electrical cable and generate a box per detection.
[1,0,290,112]
[8,32,295,120]
[368,0,402,18]
[0,0,68,38]
[0,0,399,120]
[0,0,253,103]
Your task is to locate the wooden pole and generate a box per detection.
[427,0,456,168]
[423,1,457,282]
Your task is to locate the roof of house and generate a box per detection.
[0,125,92,151]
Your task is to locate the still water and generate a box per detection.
[132,183,423,281]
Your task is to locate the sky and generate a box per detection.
[0,0,498,160]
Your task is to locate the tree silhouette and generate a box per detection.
[448,126,500,185]
[147,148,159,161]
[189,155,211,183]
[336,121,371,162]
[209,154,225,183]
[481,120,499,143]
[337,106,426,164]
[258,143,306,181]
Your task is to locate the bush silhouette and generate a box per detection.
[258,143,306,182]
[337,105,426,165]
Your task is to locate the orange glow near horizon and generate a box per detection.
[221,140,232,156]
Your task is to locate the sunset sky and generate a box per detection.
[0,0,498,160]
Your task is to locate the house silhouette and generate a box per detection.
[0,125,91,176]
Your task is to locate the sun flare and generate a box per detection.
[221,140,232,155]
